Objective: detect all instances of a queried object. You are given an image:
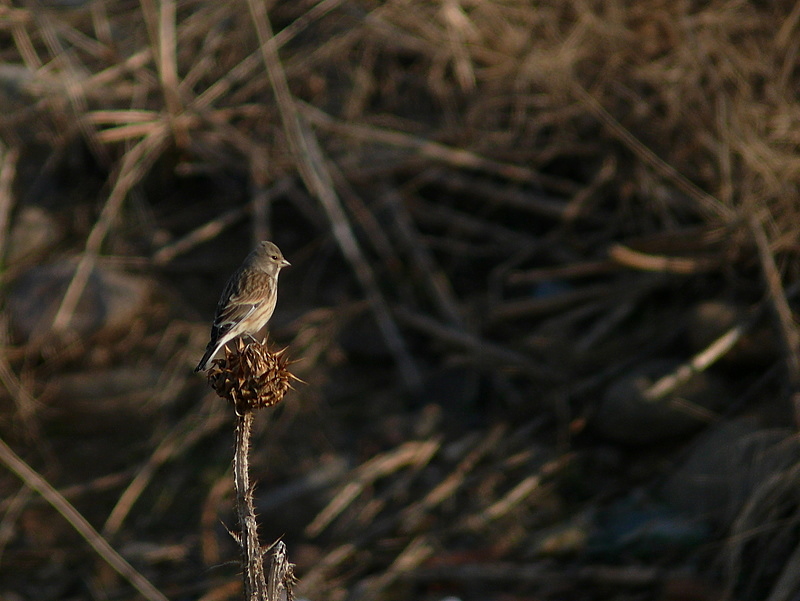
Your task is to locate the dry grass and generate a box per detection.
[0,1,799,600]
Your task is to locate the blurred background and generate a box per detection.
[1,1,799,600]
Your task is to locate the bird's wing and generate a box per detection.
[214,271,272,331]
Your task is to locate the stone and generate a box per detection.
[7,261,151,342]
[5,206,62,264]
[587,493,710,559]
[660,417,794,526]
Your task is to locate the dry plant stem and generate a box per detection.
[643,323,749,402]
[0,486,31,564]
[0,146,19,262]
[765,536,800,601]
[749,214,800,426]
[394,307,552,380]
[51,127,170,333]
[0,356,39,433]
[570,81,734,221]
[298,102,577,194]
[103,399,228,537]
[246,0,422,391]
[267,540,295,601]
[382,188,464,327]
[0,436,169,601]
[234,410,269,601]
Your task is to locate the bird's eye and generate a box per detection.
[272,255,279,260]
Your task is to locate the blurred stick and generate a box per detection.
[0,354,39,433]
[410,198,541,248]
[571,81,734,221]
[140,0,187,146]
[31,10,109,164]
[0,485,31,564]
[644,324,749,402]
[644,282,800,404]
[463,454,572,529]
[401,425,506,532]
[609,243,721,274]
[405,562,663,587]
[0,148,37,430]
[765,538,800,601]
[417,169,580,220]
[441,0,477,92]
[52,126,169,334]
[488,282,615,323]
[0,436,170,601]
[102,399,228,537]
[299,102,577,194]
[192,0,345,111]
[306,440,440,538]
[0,146,19,263]
[509,261,617,284]
[395,307,553,379]
[152,179,292,266]
[354,536,434,601]
[748,214,800,426]
[382,188,463,327]
[246,0,422,391]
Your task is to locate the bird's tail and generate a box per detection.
[194,344,217,372]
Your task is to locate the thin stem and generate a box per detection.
[234,410,268,600]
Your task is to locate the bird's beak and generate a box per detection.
[281,259,291,268]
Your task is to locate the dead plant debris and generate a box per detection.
[0,1,799,601]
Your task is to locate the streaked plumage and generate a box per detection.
[195,241,290,372]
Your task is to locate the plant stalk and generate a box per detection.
[234,410,268,600]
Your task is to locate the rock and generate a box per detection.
[5,206,63,264]
[587,493,710,559]
[592,359,729,444]
[660,417,794,526]
[7,261,151,342]
[0,64,44,105]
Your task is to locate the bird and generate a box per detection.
[195,241,290,372]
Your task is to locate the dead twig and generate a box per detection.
[305,439,440,537]
[300,101,578,195]
[644,323,750,403]
[382,188,464,327]
[102,399,227,537]
[246,0,422,390]
[405,562,664,587]
[395,307,554,379]
[609,243,722,275]
[0,436,169,601]
[0,146,19,263]
[570,81,735,222]
[51,126,170,334]
[748,213,800,426]
[151,179,293,266]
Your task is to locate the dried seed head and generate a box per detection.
[207,338,295,413]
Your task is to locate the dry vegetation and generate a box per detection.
[1,0,800,600]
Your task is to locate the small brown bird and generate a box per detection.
[195,241,290,372]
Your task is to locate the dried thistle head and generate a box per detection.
[207,338,296,414]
